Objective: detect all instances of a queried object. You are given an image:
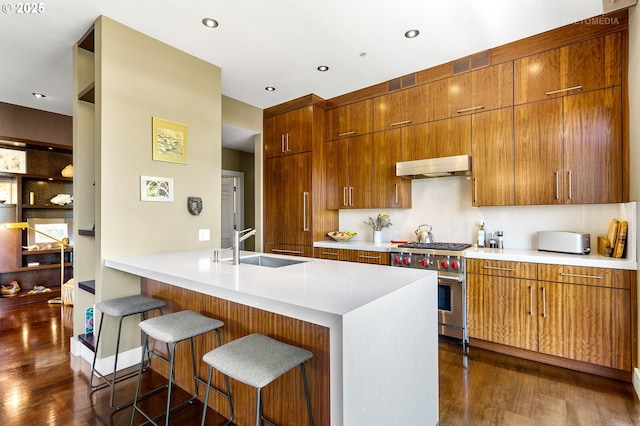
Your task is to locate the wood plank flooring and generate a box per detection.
[2,297,640,425]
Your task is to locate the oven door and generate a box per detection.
[437,273,465,340]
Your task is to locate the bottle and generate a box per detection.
[477,221,485,247]
[497,231,504,249]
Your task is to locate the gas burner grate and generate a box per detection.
[397,242,472,251]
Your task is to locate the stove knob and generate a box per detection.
[451,261,460,270]
[403,257,411,265]
[441,260,449,269]
[394,256,402,264]
[420,258,428,267]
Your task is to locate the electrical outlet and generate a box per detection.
[198,229,210,241]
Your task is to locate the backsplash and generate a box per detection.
[338,176,636,259]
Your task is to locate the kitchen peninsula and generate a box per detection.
[105,250,438,426]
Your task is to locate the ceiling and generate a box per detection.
[0,0,618,152]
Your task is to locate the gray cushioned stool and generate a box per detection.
[90,294,166,409]
[201,333,313,426]
[130,310,225,426]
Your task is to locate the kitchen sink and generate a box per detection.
[239,255,307,268]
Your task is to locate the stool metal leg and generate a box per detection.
[200,329,233,426]
[301,363,314,426]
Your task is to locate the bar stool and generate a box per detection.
[130,310,225,426]
[201,333,314,426]
[90,294,167,409]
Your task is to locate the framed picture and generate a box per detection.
[26,218,73,249]
[152,117,188,164]
[140,175,174,202]
[0,147,26,174]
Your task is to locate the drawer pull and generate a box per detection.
[541,287,547,318]
[545,85,583,96]
[483,266,516,272]
[321,251,339,256]
[560,273,603,280]
[358,255,380,260]
[529,286,533,316]
[390,120,412,127]
[456,105,484,113]
[338,131,356,137]
[272,249,302,255]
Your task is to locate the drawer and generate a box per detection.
[538,264,631,289]
[467,259,537,279]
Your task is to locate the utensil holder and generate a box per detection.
[373,230,382,243]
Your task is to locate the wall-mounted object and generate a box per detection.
[152,117,188,164]
[187,196,202,215]
[0,148,26,174]
[140,175,174,202]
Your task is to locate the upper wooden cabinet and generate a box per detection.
[263,106,313,158]
[402,117,471,161]
[515,87,622,205]
[432,62,514,121]
[326,100,372,140]
[514,33,622,105]
[325,134,373,209]
[373,129,412,208]
[373,84,431,131]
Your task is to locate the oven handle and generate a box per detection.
[438,275,463,283]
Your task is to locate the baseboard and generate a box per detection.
[633,368,640,399]
[69,336,142,375]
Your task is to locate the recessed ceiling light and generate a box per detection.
[265,86,276,91]
[317,65,329,72]
[202,18,219,28]
[405,29,420,39]
[32,92,46,99]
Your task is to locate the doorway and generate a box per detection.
[221,170,244,248]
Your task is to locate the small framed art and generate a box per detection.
[152,117,187,164]
[140,175,174,202]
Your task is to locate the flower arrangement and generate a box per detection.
[365,213,392,231]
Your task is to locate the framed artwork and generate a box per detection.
[140,175,174,202]
[26,217,73,249]
[0,147,26,174]
[152,117,188,164]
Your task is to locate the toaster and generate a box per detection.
[537,231,591,255]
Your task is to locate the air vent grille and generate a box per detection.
[387,73,417,92]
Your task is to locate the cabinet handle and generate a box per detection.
[541,287,547,318]
[567,170,572,200]
[456,105,484,114]
[303,192,309,231]
[555,171,559,200]
[280,134,285,153]
[395,183,399,206]
[545,85,583,96]
[483,266,516,272]
[321,251,340,256]
[560,273,603,280]
[272,249,302,255]
[343,187,348,207]
[285,134,290,152]
[349,187,354,206]
[390,120,411,127]
[473,178,478,203]
[358,255,380,260]
[338,131,356,137]
[529,286,533,316]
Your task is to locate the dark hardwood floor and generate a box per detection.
[2,296,640,425]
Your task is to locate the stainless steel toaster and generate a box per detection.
[537,231,591,255]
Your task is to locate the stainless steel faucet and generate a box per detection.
[232,228,257,265]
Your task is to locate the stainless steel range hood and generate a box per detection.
[396,155,471,179]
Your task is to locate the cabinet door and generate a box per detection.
[373,129,411,208]
[471,108,514,206]
[347,134,374,209]
[264,107,313,158]
[427,116,471,158]
[373,84,429,131]
[563,283,631,371]
[471,62,514,113]
[325,139,350,209]
[467,274,537,350]
[536,282,564,357]
[326,100,372,140]
[563,87,622,204]
[431,73,472,121]
[562,33,621,96]
[514,98,564,205]
[514,48,561,105]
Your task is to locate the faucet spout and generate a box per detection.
[232,228,256,265]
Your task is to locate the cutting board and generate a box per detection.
[607,218,619,248]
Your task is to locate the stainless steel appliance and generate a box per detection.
[390,242,471,344]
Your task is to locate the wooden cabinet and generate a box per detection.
[468,259,634,376]
[514,33,622,105]
[326,100,372,140]
[313,247,390,265]
[325,135,373,209]
[373,84,430,131]
[263,106,313,158]
[373,129,411,208]
[515,87,622,205]
[467,259,538,350]
[471,107,514,206]
[402,117,471,161]
[432,62,513,121]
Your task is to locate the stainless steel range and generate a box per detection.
[390,242,471,344]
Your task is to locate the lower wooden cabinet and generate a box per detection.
[467,259,635,376]
[313,247,390,265]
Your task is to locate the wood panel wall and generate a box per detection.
[0,101,72,147]
[142,278,331,426]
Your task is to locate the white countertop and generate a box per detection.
[313,240,637,270]
[105,249,435,327]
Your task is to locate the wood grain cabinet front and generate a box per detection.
[263,106,313,158]
[373,84,431,132]
[372,129,411,208]
[325,135,373,209]
[313,247,390,265]
[326,100,372,140]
